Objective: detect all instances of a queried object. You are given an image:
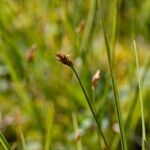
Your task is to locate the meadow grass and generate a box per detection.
[0,0,149,149]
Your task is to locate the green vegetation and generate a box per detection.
[0,131,10,150]
[0,0,150,149]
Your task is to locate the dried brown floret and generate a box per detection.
[75,20,85,33]
[25,44,37,62]
[92,70,100,89]
[56,53,73,67]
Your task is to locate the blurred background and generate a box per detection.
[0,0,150,149]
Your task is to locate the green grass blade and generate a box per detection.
[110,57,150,149]
[72,113,83,150]
[18,126,27,150]
[80,0,96,58]
[133,40,146,150]
[0,131,10,150]
[97,1,127,149]
[111,0,119,66]
[44,102,55,150]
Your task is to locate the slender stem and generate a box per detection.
[133,40,146,150]
[111,0,119,67]
[110,52,150,150]
[71,66,108,148]
[125,58,150,130]
[18,126,27,150]
[0,131,10,150]
[44,103,54,150]
[97,1,127,149]
[72,113,83,150]
[80,0,96,59]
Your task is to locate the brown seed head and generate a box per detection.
[74,130,81,142]
[56,53,73,67]
[25,44,37,62]
[75,20,85,33]
[92,70,100,89]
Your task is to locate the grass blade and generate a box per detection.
[18,126,27,150]
[97,1,127,149]
[72,113,83,150]
[0,131,10,150]
[133,40,146,150]
[110,57,150,149]
[80,0,96,58]
[111,0,119,66]
[44,102,55,150]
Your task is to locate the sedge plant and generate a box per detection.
[97,0,127,149]
[56,53,108,148]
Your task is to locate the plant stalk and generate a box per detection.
[133,40,146,150]
[71,66,108,148]
[97,1,127,149]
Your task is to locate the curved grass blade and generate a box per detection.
[0,131,10,150]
